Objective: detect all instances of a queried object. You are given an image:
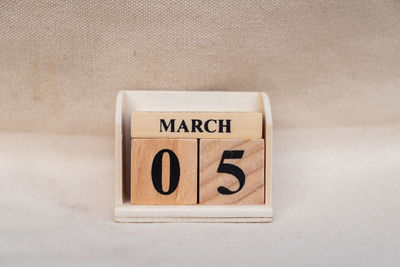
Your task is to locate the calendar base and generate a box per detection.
[115,204,273,223]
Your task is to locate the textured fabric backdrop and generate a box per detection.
[1,2,400,266]
[1,0,399,135]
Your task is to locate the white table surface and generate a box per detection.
[1,125,399,266]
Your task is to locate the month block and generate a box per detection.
[199,139,265,205]
[130,138,197,205]
[131,112,262,139]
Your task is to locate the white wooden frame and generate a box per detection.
[115,90,273,222]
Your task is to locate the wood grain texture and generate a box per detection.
[199,139,265,205]
[131,112,262,139]
[130,139,197,205]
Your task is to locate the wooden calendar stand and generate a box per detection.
[115,90,273,222]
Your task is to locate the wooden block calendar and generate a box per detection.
[115,91,273,222]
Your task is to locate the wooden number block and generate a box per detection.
[199,139,265,205]
[131,139,197,205]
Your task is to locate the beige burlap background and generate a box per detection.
[1,1,400,266]
[1,0,399,135]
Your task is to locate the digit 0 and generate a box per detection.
[151,149,180,195]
